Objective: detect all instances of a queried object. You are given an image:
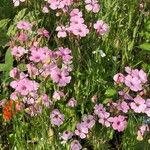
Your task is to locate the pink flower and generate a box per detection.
[48,0,64,10]
[42,94,52,107]
[10,78,39,96]
[70,140,82,150]
[60,130,73,141]
[82,114,95,129]
[125,75,142,91]
[98,111,111,127]
[27,63,39,78]
[117,101,129,113]
[48,0,73,10]
[56,26,67,38]
[53,91,64,101]
[50,109,64,126]
[18,32,28,42]
[69,24,89,37]
[42,6,49,13]
[11,46,26,58]
[57,47,72,64]
[70,9,83,18]
[29,47,50,63]
[13,0,25,7]
[130,96,146,113]
[138,69,147,83]
[113,73,124,84]
[94,104,105,115]
[10,68,20,79]
[37,28,50,38]
[94,20,109,35]
[91,95,98,103]
[137,124,149,140]
[26,104,42,117]
[118,91,133,100]
[144,99,150,116]
[125,66,132,74]
[110,115,127,132]
[85,0,100,13]
[10,92,18,100]
[17,21,32,30]
[67,98,77,107]
[75,122,89,139]
[50,67,71,86]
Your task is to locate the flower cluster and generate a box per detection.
[56,9,89,38]
[8,21,73,117]
[43,0,73,12]
[113,67,147,91]
[75,114,95,139]
[59,67,150,149]
[137,124,149,141]
[85,0,100,13]
[13,0,25,7]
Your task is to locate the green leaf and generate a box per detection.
[0,19,10,30]
[105,87,117,97]
[5,48,14,71]
[0,63,7,71]
[139,43,150,51]
[18,63,27,71]
[14,8,27,22]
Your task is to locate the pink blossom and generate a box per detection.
[48,0,73,10]
[56,26,67,38]
[29,47,50,63]
[26,104,42,117]
[42,94,52,107]
[27,63,39,78]
[85,0,100,13]
[113,73,124,84]
[10,92,18,100]
[50,109,65,126]
[17,21,32,30]
[18,32,28,42]
[118,91,133,100]
[42,6,49,13]
[57,47,72,64]
[138,69,147,83]
[91,95,98,103]
[10,78,39,96]
[13,0,25,7]
[37,28,50,38]
[130,96,146,113]
[94,104,105,115]
[50,67,71,86]
[137,124,149,140]
[60,130,73,141]
[70,9,83,18]
[70,140,82,150]
[144,99,150,116]
[125,66,132,74]
[67,98,77,107]
[94,20,109,35]
[82,114,95,129]
[125,75,142,91]
[10,68,20,79]
[110,115,127,132]
[53,91,64,101]
[117,101,129,113]
[11,46,26,58]
[75,122,89,139]
[98,111,111,127]
[69,24,89,37]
